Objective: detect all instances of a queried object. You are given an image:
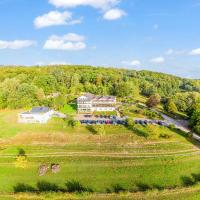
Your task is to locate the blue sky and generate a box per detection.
[0,0,200,78]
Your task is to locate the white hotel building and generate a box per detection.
[77,93,117,113]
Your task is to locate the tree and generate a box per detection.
[126,118,135,130]
[34,75,57,95]
[165,99,178,114]
[67,118,81,128]
[96,125,106,135]
[190,100,200,135]
[115,82,138,97]
[146,94,161,108]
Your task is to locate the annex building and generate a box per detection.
[18,106,54,124]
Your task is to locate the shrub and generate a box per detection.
[67,119,81,128]
[136,183,152,191]
[18,148,26,157]
[14,183,36,193]
[65,180,93,193]
[169,124,176,129]
[191,173,200,182]
[111,184,126,193]
[37,181,60,192]
[181,176,195,187]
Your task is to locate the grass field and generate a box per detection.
[0,110,200,199]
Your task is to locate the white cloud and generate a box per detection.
[35,61,72,66]
[0,40,36,49]
[150,56,165,64]
[165,49,174,55]
[103,8,126,20]
[43,33,86,50]
[130,60,141,66]
[121,59,141,66]
[48,61,72,65]
[153,24,159,30]
[49,0,119,10]
[34,11,82,29]
[190,48,200,55]
[165,48,187,56]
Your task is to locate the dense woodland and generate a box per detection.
[0,65,199,134]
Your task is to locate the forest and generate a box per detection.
[0,65,199,134]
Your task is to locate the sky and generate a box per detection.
[0,0,200,79]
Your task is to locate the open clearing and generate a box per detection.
[0,110,200,199]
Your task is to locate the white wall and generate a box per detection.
[18,110,54,124]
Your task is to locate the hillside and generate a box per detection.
[0,66,199,199]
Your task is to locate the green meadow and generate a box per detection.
[0,110,200,199]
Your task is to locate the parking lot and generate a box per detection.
[77,114,169,127]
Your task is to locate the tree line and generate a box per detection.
[0,65,199,134]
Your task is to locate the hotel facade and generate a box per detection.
[77,93,117,113]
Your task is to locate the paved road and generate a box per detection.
[160,113,190,133]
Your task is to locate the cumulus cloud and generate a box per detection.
[0,40,36,49]
[43,33,86,50]
[121,59,141,66]
[130,60,141,66]
[103,8,126,20]
[48,0,126,21]
[153,24,159,30]
[165,49,174,55]
[165,48,187,56]
[150,56,165,64]
[34,11,82,29]
[49,0,119,10]
[190,48,200,55]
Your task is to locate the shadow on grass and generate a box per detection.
[181,173,200,187]
[85,125,98,135]
[133,128,149,138]
[170,127,200,150]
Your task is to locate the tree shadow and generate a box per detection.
[85,125,97,135]
[170,127,200,149]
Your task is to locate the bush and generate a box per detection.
[67,118,81,128]
[37,181,60,192]
[18,148,26,157]
[111,184,126,193]
[181,176,195,187]
[14,183,36,193]
[169,124,176,129]
[136,183,152,191]
[65,180,93,193]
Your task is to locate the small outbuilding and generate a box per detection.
[18,106,54,124]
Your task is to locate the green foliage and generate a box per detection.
[190,99,200,135]
[0,66,199,112]
[65,180,93,193]
[37,181,60,192]
[67,118,81,128]
[14,183,36,193]
[165,99,178,114]
[146,94,161,108]
[126,118,135,130]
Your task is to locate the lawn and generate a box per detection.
[60,104,77,115]
[0,109,199,199]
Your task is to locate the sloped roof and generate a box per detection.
[22,107,51,114]
[79,93,116,101]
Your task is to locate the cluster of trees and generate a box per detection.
[189,100,200,134]
[0,65,199,133]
